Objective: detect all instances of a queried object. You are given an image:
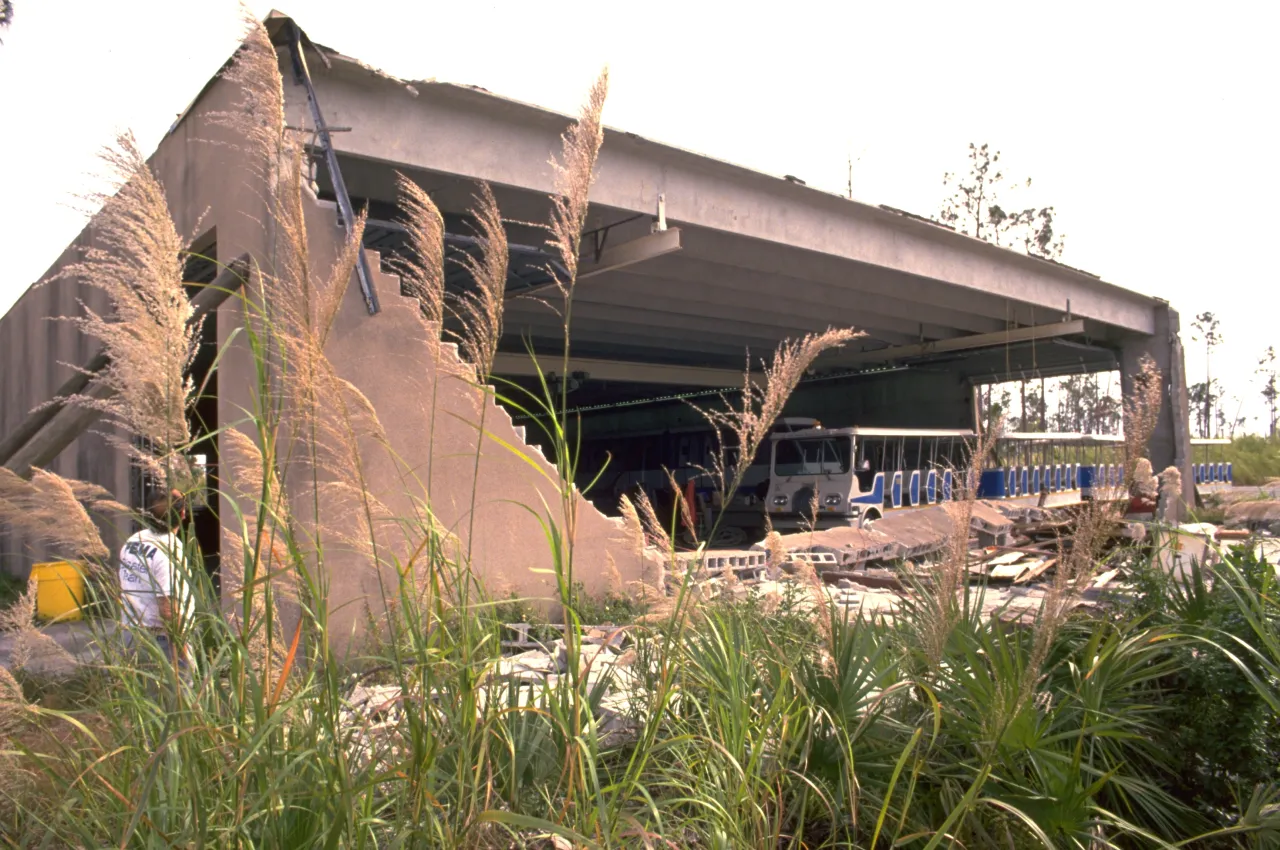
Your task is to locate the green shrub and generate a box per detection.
[1122,544,1280,822]
[1225,434,1280,486]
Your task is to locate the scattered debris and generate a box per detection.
[1224,501,1280,535]
[334,496,1276,777]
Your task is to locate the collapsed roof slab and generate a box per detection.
[281,50,1160,341]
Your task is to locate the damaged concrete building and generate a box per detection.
[0,14,1193,628]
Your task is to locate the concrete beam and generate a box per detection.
[587,267,982,339]
[507,227,683,300]
[622,253,1005,335]
[501,321,768,361]
[832,320,1087,367]
[493,352,756,387]
[579,227,682,281]
[677,228,1030,328]
[504,299,913,352]
[297,64,1158,334]
[562,272,942,343]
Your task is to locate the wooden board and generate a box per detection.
[990,562,1030,581]
[1014,557,1058,584]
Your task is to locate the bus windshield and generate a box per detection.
[773,437,851,476]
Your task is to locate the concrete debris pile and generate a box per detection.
[740,499,1167,599]
[1224,501,1280,536]
[672,549,770,581]
[339,627,646,773]
[754,500,1023,570]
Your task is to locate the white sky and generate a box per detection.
[2,1,1277,430]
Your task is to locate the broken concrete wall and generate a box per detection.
[280,191,656,639]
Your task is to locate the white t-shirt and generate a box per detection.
[118,529,192,630]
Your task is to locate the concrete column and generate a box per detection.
[1119,303,1194,516]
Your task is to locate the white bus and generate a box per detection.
[765,426,974,530]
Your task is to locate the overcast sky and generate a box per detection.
[2,1,1277,430]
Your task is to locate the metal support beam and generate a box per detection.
[285,22,380,316]
[1,256,250,477]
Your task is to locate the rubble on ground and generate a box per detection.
[1224,501,1280,535]
[337,498,1278,766]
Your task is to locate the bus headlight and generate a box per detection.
[823,494,842,507]
[772,495,789,506]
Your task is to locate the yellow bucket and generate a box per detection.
[30,561,86,622]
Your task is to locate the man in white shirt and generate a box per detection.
[118,489,192,670]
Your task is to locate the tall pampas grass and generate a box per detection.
[395,174,446,328]
[451,183,507,381]
[1123,355,1162,480]
[0,578,75,673]
[547,69,608,299]
[915,416,1002,671]
[695,328,861,503]
[51,132,199,491]
[214,14,288,179]
[0,468,111,563]
[0,664,28,818]
[0,665,23,738]
[1028,360,1164,690]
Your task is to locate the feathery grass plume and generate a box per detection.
[0,578,75,673]
[51,132,198,488]
[632,488,672,553]
[604,552,624,594]
[918,415,1003,671]
[546,69,608,294]
[1123,354,1162,483]
[214,14,288,176]
[1027,368,1161,688]
[65,479,130,517]
[0,665,23,737]
[763,528,788,576]
[271,193,390,529]
[394,173,446,326]
[1131,457,1158,502]
[0,664,28,820]
[0,468,110,562]
[221,429,299,601]
[1157,466,1182,521]
[616,493,647,556]
[664,468,698,547]
[220,531,289,677]
[1027,502,1114,689]
[694,328,861,501]
[450,182,507,380]
[223,428,278,504]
